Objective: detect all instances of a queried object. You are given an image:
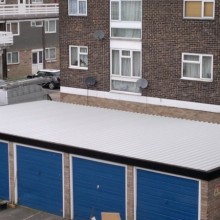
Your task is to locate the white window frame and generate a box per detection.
[69,45,88,70]
[6,22,20,36]
[110,0,142,21]
[183,0,215,19]
[68,0,87,16]
[45,20,56,33]
[110,0,142,39]
[45,47,56,61]
[7,51,19,65]
[110,48,142,94]
[181,53,213,82]
[31,20,43,27]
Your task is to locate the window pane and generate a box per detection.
[202,56,212,79]
[204,2,213,17]
[79,1,86,14]
[32,53,37,64]
[80,47,87,53]
[79,54,88,67]
[7,53,11,63]
[112,50,120,75]
[71,47,78,66]
[69,0,77,14]
[122,51,130,56]
[184,54,199,61]
[11,23,18,35]
[111,1,119,20]
[12,52,18,63]
[111,80,140,93]
[6,23,10,32]
[49,21,56,32]
[122,58,131,76]
[183,63,200,78]
[39,51,43,63]
[133,51,141,77]
[185,1,202,17]
[111,28,141,38]
[50,48,56,59]
[121,1,141,21]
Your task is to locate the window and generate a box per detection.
[68,0,87,16]
[31,20,43,27]
[184,0,214,19]
[182,53,213,81]
[6,22,19,36]
[0,0,5,4]
[111,28,141,38]
[111,49,141,93]
[7,52,19,64]
[69,46,88,69]
[31,0,43,3]
[45,48,56,60]
[110,0,142,39]
[45,20,56,33]
[111,0,141,21]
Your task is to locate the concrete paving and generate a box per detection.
[0,206,65,220]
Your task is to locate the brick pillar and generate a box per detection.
[201,180,208,220]
[63,153,71,219]
[207,177,220,220]
[127,166,134,220]
[8,142,16,205]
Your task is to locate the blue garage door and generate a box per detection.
[17,145,63,216]
[137,169,199,220]
[72,157,126,220]
[0,142,9,200]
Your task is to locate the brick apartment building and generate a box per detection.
[59,0,220,122]
[0,0,60,79]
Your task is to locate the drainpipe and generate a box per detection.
[42,20,46,69]
[2,21,7,80]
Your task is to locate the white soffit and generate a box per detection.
[0,100,219,172]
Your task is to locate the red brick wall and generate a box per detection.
[60,0,220,105]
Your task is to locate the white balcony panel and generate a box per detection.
[0,31,13,47]
[0,4,59,17]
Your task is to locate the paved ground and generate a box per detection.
[47,89,60,102]
[0,206,65,220]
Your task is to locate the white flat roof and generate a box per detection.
[0,100,219,172]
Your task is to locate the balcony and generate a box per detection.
[0,31,13,47]
[0,4,59,20]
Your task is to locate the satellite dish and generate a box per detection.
[136,78,148,89]
[85,76,97,86]
[93,30,105,40]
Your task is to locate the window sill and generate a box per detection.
[110,90,141,96]
[46,60,57,63]
[69,66,88,70]
[183,17,214,20]
[7,63,19,65]
[181,77,213,82]
[68,14,87,16]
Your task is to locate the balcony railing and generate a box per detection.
[0,4,59,19]
[0,31,13,47]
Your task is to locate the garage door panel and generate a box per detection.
[138,186,198,206]
[0,142,9,200]
[17,146,63,216]
[138,171,198,197]
[137,169,199,220]
[73,157,126,220]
